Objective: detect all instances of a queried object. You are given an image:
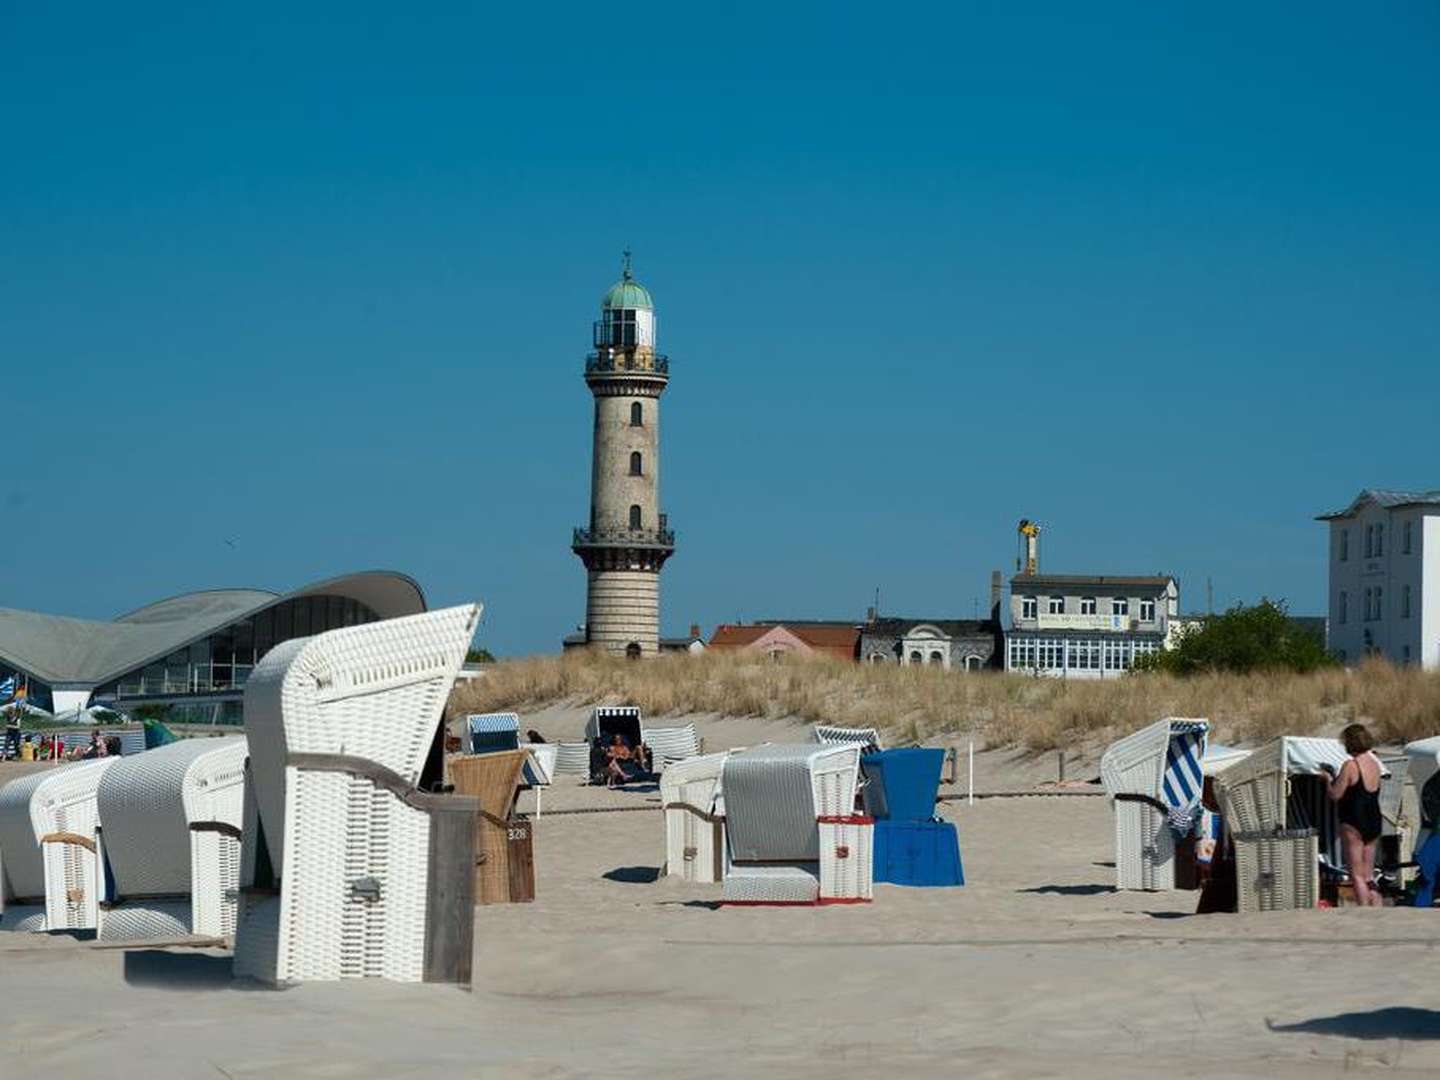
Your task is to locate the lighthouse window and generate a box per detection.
[629,505,642,529]
[629,451,643,476]
[630,402,643,426]
[606,309,637,347]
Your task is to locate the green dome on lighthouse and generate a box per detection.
[601,250,654,310]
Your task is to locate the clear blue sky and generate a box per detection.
[4,4,1438,655]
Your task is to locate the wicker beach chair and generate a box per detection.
[721,744,872,905]
[660,751,728,884]
[467,713,521,755]
[0,758,117,933]
[1213,736,1364,910]
[449,750,529,905]
[232,605,481,985]
[550,742,592,781]
[1100,718,1209,891]
[96,736,248,941]
[813,725,883,751]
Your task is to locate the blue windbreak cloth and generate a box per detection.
[1160,722,1207,834]
[860,748,944,822]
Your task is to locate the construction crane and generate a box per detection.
[1016,519,1041,576]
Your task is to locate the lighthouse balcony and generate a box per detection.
[572,524,676,550]
[585,350,669,376]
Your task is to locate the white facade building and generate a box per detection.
[1318,488,1440,668]
[1005,574,1179,679]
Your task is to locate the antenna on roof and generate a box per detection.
[621,247,633,280]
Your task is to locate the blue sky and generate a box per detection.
[4,4,1438,655]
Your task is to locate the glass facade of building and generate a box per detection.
[91,593,382,720]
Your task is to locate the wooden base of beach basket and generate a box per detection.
[1234,828,1318,913]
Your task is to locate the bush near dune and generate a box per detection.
[448,649,1440,754]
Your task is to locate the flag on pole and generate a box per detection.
[0,675,16,702]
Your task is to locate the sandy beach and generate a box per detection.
[1,713,1436,1078]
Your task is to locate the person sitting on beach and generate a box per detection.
[1323,722,1385,907]
[19,735,35,762]
[81,729,103,759]
[605,734,639,788]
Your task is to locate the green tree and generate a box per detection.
[1138,599,1334,675]
[465,648,495,664]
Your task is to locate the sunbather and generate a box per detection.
[605,734,641,787]
[1324,723,1385,907]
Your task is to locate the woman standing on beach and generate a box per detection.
[1326,722,1385,907]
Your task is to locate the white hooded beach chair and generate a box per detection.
[813,725,882,751]
[232,605,481,985]
[550,742,592,780]
[1100,718,1209,891]
[721,744,872,905]
[660,751,729,884]
[1212,736,1380,912]
[1406,736,1440,855]
[0,758,116,933]
[96,736,247,941]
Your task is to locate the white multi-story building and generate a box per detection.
[1317,488,1440,668]
[1004,574,1179,679]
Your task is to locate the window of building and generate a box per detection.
[1404,645,1412,663]
[1375,523,1384,556]
[1403,521,1413,554]
[1112,598,1129,617]
[1339,590,1348,625]
[629,451,643,476]
[628,504,642,529]
[1339,529,1349,562]
[1139,599,1155,622]
[1364,525,1373,558]
[929,651,944,666]
[1080,597,1097,615]
[1375,586,1383,620]
[1362,587,1372,621]
[1403,584,1412,619]
[625,642,642,660]
[604,309,638,347]
[910,650,923,665]
[1021,596,1037,620]
[630,401,643,426]
[1048,597,1064,615]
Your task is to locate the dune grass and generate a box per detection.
[448,650,1440,753]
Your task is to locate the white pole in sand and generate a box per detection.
[968,739,974,806]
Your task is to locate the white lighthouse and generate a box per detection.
[571,253,674,657]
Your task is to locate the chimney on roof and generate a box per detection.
[866,606,877,625]
[689,623,700,640]
[990,570,1002,623]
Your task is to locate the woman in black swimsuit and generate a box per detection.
[1326,722,1384,907]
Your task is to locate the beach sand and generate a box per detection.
[1,713,1436,1078]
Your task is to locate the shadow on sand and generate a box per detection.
[122,950,268,991]
[1267,1007,1440,1041]
[603,865,661,884]
[1018,884,1115,896]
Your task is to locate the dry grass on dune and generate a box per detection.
[448,651,1440,753]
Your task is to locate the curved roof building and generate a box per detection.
[0,571,426,723]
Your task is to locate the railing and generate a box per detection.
[585,351,669,376]
[115,664,255,699]
[573,525,675,549]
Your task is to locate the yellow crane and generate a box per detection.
[1016,519,1041,576]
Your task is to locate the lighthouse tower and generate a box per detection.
[571,254,675,657]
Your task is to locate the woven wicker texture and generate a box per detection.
[97,736,247,897]
[720,863,819,904]
[1101,718,1209,891]
[450,751,527,904]
[819,819,873,900]
[0,768,63,902]
[0,904,47,933]
[723,744,860,863]
[99,900,192,942]
[236,605,477,984]
[660,752,728,883]
[1234,831,1319,913]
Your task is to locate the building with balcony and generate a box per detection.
[1005,573,1179,678]
[1317,487,1440,668]
[0,571,426,723]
